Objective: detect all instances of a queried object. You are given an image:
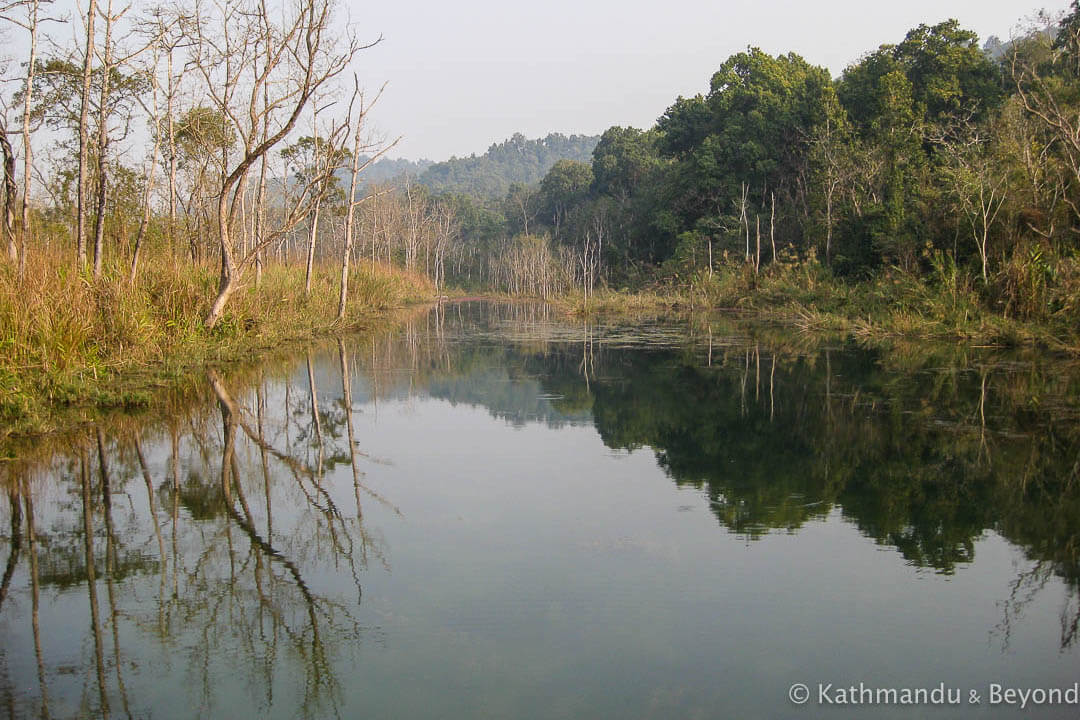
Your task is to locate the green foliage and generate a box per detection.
[22,57,149,133]
[0,247,434,439]
[419,132,599,198]
[538,159,592,239]
[173,106,236,165]
[591,126,661,200]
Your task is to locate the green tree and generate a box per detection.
[837,20,1005,269]
[655,49,836,263]
[538,159,593,241]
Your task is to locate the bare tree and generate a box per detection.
[76,0,98,268]
[292,100,351,298]
[935,116,1009,283]
[2,0,54,276]
[91,0,121,278]
[737,181,749,263]
[810,116,848,264]
[1012,27,1080,228]
[129,40,163,283]
[0,120,16,264]
[337,79,395,320]
[186,0,371,328]
[159,20,187,261]
[302,105,324,297]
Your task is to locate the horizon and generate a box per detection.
[350,0,1070,163]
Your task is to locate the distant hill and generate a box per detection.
[417,132,600,198]
[359,155,432,185]
[347,132,600,198]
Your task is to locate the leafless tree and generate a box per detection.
[0,119,16,264]
[184,0,374,328]
[76,0,98,268]
[90,0,121,277]
[129,35,163,283]
[2,0,54,276]
[337,78,395,319]
[1011,27,1080,228]
[935,115,1009,283]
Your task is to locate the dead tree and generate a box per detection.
[91,0,121,278]
[337,78,395,320]
[737,181,750,263]
[76,0,98,268]
[0,122,17,263]
[129,43,164,284]
[186,0,373,328]
[3,0,54,276]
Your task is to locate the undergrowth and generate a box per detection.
[0,250,434,438]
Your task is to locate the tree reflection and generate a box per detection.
[335,303,1080,649]
[0,351,397,717]
[0,485,21,614]
[2,301,1080,717]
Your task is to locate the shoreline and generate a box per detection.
[0,255,437,446]
[6,269,1077,454]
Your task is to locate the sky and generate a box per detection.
[341,0,1072,161]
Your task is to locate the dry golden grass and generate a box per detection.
[0,249,434,438]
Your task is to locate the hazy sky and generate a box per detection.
[343,0,1070,161]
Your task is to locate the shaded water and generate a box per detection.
[2,301,1080,718]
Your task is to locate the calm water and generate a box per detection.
[2,302,1080,719]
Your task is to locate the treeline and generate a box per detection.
[4,0,1080,337]
[0,0,462,331]
[434,10,1080,328]
[352,133,600,198]
[418,132,599,198]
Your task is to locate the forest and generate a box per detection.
[349,132,599,197]
[2,0,1080,435]
[430,11,1080,343]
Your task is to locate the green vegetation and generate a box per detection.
[555,256,1080,349]
[417,132,599,198]
[352,132,599,198]
[0,249,433,438]
[388,9,1080,348]
[6,0,1080,448]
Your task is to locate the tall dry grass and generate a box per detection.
[0,248,434,436]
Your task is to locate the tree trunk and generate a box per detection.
[338,129,362,320]
[304,198,320,296]
[770,191,776,264]
[206,192,239,328]
[254,132,268,287]
[825,186,832,264]
[20,0,40,278]
[130,114,161,285]
[0,126,17,264]
[92,0,116,279]
[755,215,761,275]
[739,182,750,262]
[76,0,98,269]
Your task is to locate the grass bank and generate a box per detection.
[0,250,434,441]
[556,256,1080,352]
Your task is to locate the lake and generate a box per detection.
[1,301,1079,718]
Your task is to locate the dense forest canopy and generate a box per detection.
[350,132,599,198]
[404,8,1080,333]
[414,132,599,198]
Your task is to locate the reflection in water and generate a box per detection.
[0,301,1079,717]
[1,352,391,717]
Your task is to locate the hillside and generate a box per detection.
[417,132,599,198]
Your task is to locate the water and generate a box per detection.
[1,301,1079,719]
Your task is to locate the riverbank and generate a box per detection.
[7,252,1078,445]
[555,259,1080,353]
[0,251,435,442]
